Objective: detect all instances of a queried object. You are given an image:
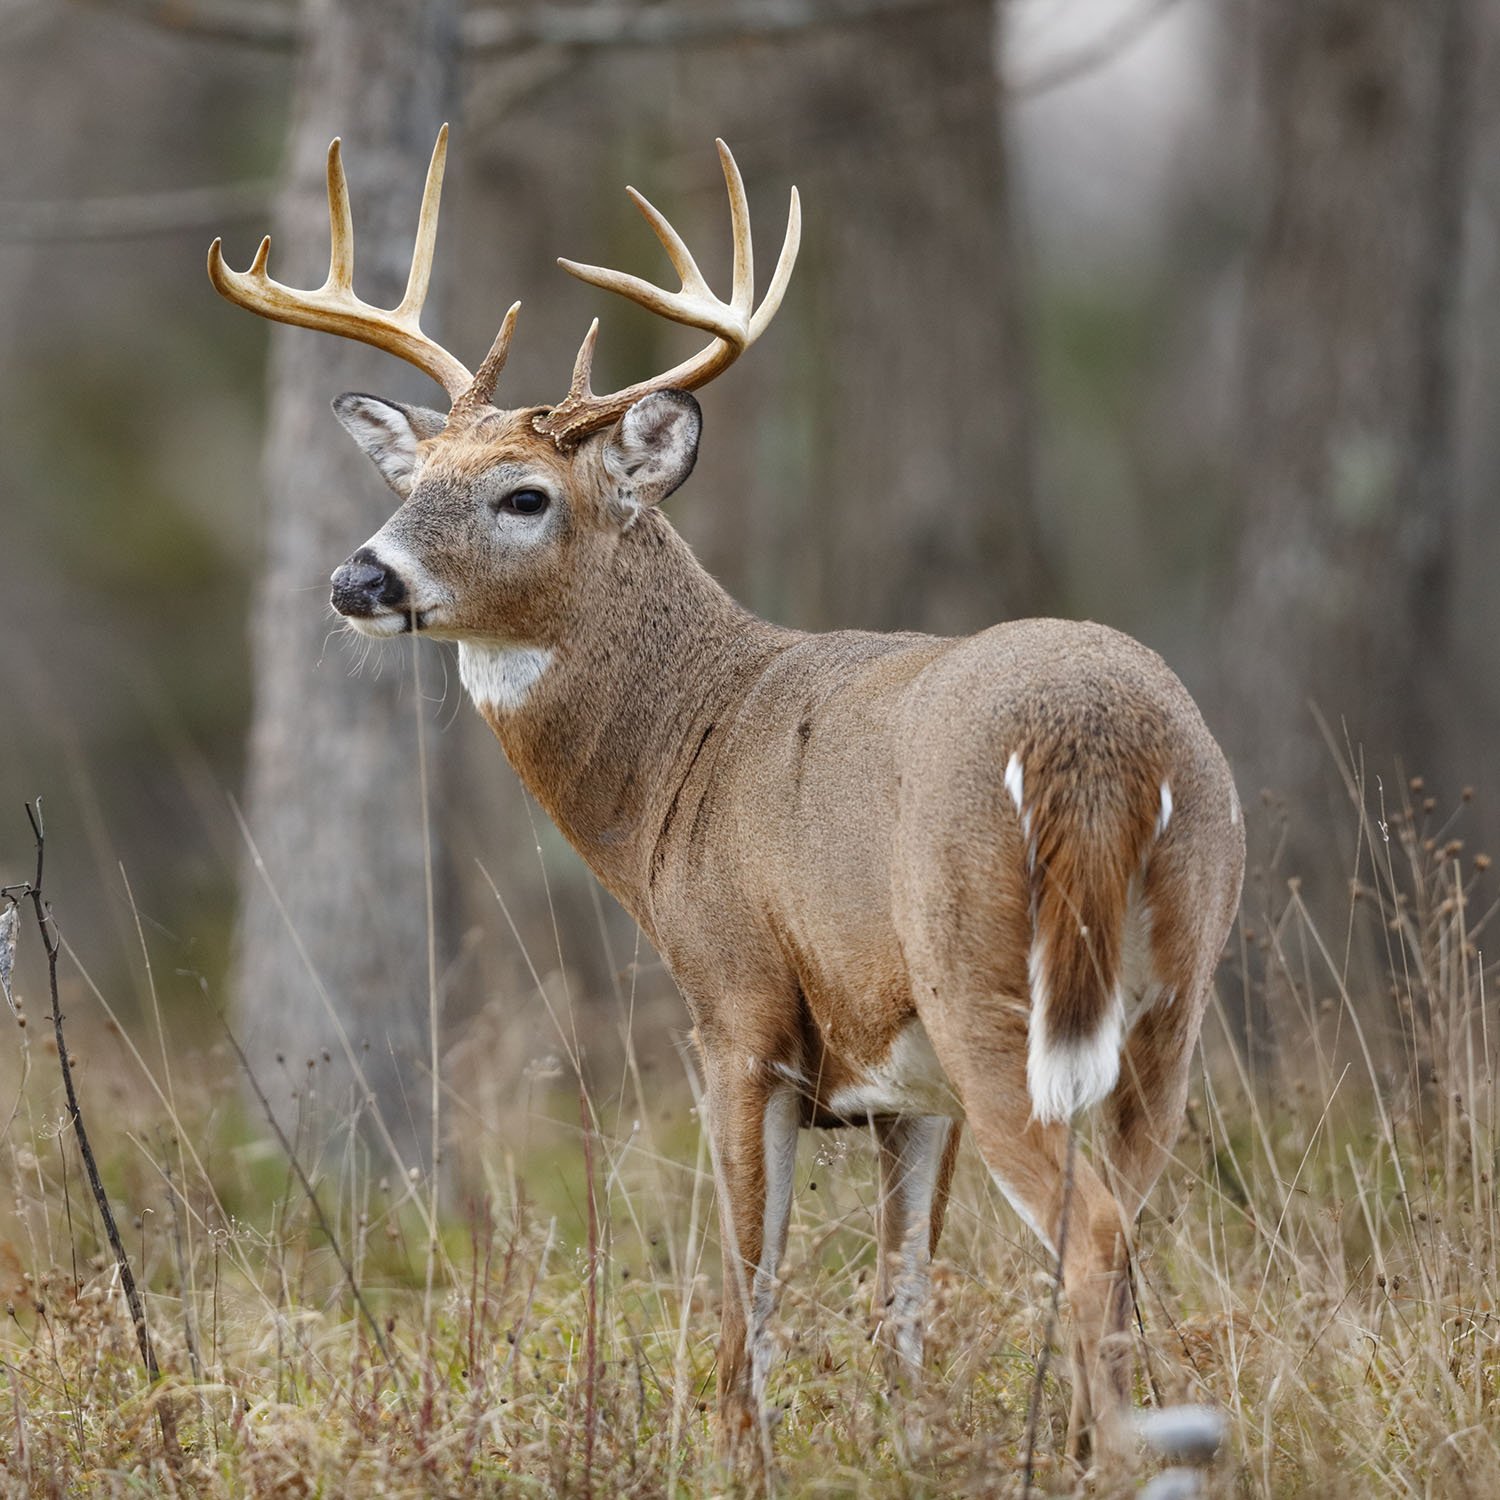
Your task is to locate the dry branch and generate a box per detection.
[13,803,180,1462]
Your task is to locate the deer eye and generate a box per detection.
[501,487,550,516]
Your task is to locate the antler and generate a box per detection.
[533,140,800,445]
[208,126,507,406]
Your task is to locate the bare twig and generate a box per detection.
[16,802,180,1462]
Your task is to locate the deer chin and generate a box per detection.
[341,605,436,638]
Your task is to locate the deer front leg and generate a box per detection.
[872,1115,958,1385]
[702,1051,799,1459]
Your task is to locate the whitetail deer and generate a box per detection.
[211,128,1244,1462]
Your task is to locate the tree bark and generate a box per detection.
[688,0,1049,634]
[1225,0,1471,845]
[233,0,460,1167]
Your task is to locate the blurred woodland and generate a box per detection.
[0,0,1494,1161]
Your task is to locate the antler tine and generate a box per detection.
[534,141,800,446]
[749,185,801,341]
[207,127,479,404]
[715,138,754,319]
[397,124,447,319]
[566,318,601,401]
[554,254,738,339]
[450,300,523,419]
[325,138,354,292]
[625,186,712,301]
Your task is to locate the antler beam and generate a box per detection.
[533,140,800,445]
[208,126,480,403]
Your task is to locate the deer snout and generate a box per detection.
[330,546,407,618]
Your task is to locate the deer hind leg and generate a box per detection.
[919,1005,1134,1461]
[872,1115,959,1386]
[700,1050,799,1460]
[1104,845,1237,1223]
[990,1115,1133,1462]
[1102,989,1203,1225]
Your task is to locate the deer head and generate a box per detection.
[209,128,800,663]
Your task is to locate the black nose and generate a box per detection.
[330,546,407,617]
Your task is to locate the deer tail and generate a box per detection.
[1006,750,1169,1124]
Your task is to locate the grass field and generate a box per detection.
[1,782,1496,1497]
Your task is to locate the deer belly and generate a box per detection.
[821,1020,964,1121]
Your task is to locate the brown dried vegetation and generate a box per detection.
[1,775,1497,1496]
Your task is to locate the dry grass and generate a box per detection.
[1,778,1497,1497]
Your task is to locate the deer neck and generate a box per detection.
[460,514,790,929]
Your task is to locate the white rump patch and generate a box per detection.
[1027,1007,1123,1125]
[458,641,553,715]
[1156,780,1174,838]
[1228,781,1241,827]
[827,1020,963,1121]
[1026,933,1124,1124]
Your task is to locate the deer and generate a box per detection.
[210,127,1245,1465]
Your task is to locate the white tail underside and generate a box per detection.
[1025,932,1125,1125]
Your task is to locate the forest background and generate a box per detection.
[0,0,1492,1203]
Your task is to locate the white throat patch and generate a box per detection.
[458,641,553,715]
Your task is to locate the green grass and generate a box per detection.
[1,781,1497,1496]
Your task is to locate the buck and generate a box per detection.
[211,129,1244,1462]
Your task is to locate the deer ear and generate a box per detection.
[332,393,447,497]
[603,390,701,516]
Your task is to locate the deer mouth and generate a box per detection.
[338,606,427,638]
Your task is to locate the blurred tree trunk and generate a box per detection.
[1224,0,1471,845]
[234,0,459,1167]
[702,0,1049,634]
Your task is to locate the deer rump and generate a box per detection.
[868,620,1189,1130]
[705,621,1194,1132]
